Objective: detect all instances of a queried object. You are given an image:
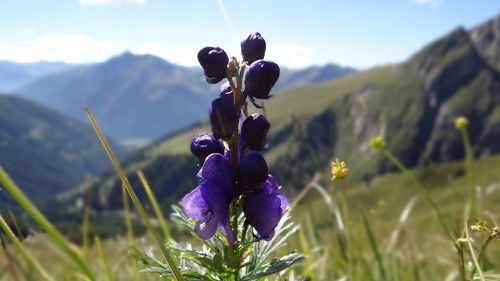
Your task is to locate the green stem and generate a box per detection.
[470,236,493,279]
[456,241,466,281]
[460,128,475,214]
[381,149,454,240]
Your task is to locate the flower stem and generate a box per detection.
[459,128,475,215]
[381,148,454,240]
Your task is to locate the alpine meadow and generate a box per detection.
[0,2,499,281]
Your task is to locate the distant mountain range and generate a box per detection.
[16,53,355,144]
[0,95,125,212]
[0,60,77,92]
[47,14,500,217]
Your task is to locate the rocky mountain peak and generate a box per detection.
[470,14,500,71]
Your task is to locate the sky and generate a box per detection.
[0,0,499,69]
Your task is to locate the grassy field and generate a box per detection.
[1,149,499,281]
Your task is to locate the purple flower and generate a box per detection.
[182,153,236,243]
[237,153,268,193]
[241,32,266,64]
[243,176,288,240]
[219,82,232,97]
[244,59,280,101]
[198,46,229,84]
[241,114,270,151]
[209,95,238,141]
[190,133,225,165]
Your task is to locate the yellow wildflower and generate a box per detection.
[331,158,349,182]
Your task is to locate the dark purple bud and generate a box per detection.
[190,133,225,165]
[241,113,270,151]
[244,59,280,99]
[209,95,238,141]
[241,32,266,64]
[198,46,229,84]
[237,153,268,192]
[219,82,232,97]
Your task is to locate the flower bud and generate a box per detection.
[197,46,229,84]
[190,133,225,165]
[209,95,238,141]
[244,59,280,99]
[227,56,239,78]
[241,32,266,64]
[237,153,268,192]
[370,136,386,150]
[454,116,469,131]
[241,113,270,150]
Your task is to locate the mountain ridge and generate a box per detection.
[18,52,355,143]
[48,14,500,218]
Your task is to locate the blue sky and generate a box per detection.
[0,0,498,68]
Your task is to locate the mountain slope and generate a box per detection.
[0,95,125,211]
[275,63,356,90]
[471,14,500,71]
[18,53,355,144]
[49,15,500,215]
[18,53,213,142]
[0,60,77,92]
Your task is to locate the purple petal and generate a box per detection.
[219,219,235,244]
[200,181,234,242]
[243,191,282,240]
[249,95,264,108]
[278,194,288,213]
[194,212,218,239]
[181,186,208,220]
[197,153,235,198]
[261,175,279,194]
[200,181,230,222]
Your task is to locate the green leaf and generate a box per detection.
[241,253,305,281]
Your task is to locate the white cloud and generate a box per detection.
[414,0,442,7]
[265,43,316,68]
[24,27,35,36]
[0,34,123,63]
[79,0,145,5]
[0,35,317,69]
[131,42,198,66]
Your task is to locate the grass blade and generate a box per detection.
[137,170,171,241]
[0,214,56,281]
[95,236,115,281]
[84,107,185,281]
[361,210,386,280]
[0,166,97,281]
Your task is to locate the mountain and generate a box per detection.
[276,63,356,90]
[0,95,125,212]
[45,14,500,218]
[0,60,77,92]
[18,53,355,145]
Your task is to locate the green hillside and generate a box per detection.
[0,95,125,212]
[52,15,500,217]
